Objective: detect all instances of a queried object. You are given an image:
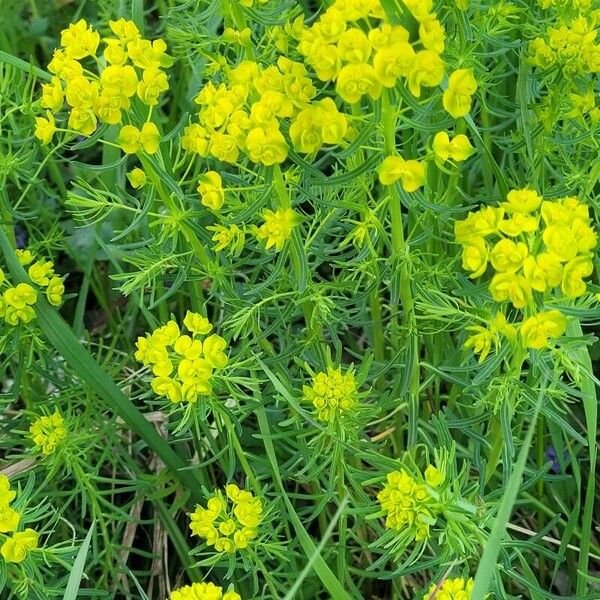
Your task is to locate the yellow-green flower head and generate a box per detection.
[0,476,20,534]
[465,313,517,362]
[377,467,440,542]
[60,19,100,59]
[135,316,227,404]
[335,62,382,104]
[423,577,474,600]
[407,50,445,98]
[170,582,241,600]
[489,238,528,273]
[207,224,246,255]
[432,132,475,163]
[443,68,478,119]
[40,77,64,112]
[34,112,56,145]
[15,249,35,266]
[189,485,263,554]
[419,18,446,54]
[378,155,426,192]
[127,167,147,189]
[117,122,160,155]
[455,207,504,244]
[29,411,68,455]
[520,310,567,349]
[0,476,16,506]
[303,366,359,422]
[489,272,532,309]
[460,236,488,278]
[197,172,225,211]
[256,207,299,252]
[28,259,55,286]
[3,283,37,325]
[501,189,542,214]
[0,528,39,563]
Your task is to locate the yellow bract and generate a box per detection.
[1,529,39,564]
[256,208,299,252]
[378,155,426,192]
[197,172,225,211]
[432,131,475,163]
[423,577,474,600]
[443,68,478,119]
[303,366,358,422]
[30,411,68,455]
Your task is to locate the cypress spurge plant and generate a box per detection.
[0,0,599,598]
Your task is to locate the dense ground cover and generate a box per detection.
[0,0,599,598]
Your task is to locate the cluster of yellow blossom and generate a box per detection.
[377,465,444,542]
[423,577,474,600]
[0,476,39,564]
[297,0,448,103]
[302,366,358,423]
[181,58,349,165]
[456,190,596,352]
[189,484,263,553]
[443,69,478,119]
[530,13,600,76]
[0,249,64,326]
[29,411,68,455]
[170,582,241,600]
[134,312,228,403]
[35,18,171,149]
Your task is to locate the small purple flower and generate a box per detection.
[545,446,561,474]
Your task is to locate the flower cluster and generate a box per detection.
[297,0,447,103]
[181,57,349,165]
[0,476,39,564]
[377,465,443,542]
[0,249,65,326]
[530,13,600,76]
[189,484,263,554]
[456,190,596,352]
[303,366,359,423]
[29,411,68,456]
[35,18,171,149]
[423,577,474,600]
[134,313,228,404]
[443,69,478,119]
[170,582,241,600]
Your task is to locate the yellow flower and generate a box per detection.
[46,277,65,306]
[170,582,241,600]
[403,0,434,21]
[245,126,287,165]
[117,122,160,155]
[0,506,20,534]
[40,77,64,112]
[47,49,83,81]
[60,19,100,59]
[207,224,245,255]
[127,38,174,70]
[151,377,183,403]
[127,168,147,189]
[34,112,56,145]
[337,29,371,63]
[499,213,539,237]
[562,256,594,298]
[432,132,475,162]
[407,50,445,98]
[489,238,528,272]
[543,224,578,262]
[1,528,39,563]
[65,75,100,108]
[523,253,563,292]
[109,18,140,44]
[28,259,54,286]
[520,310,567,349]
[377,468,437,541]
[203,335,229,369]
[0,476,16,506]
[335,63,382,103]
[455,207,504,243]
[94,93,123,125]
[378,156,426,192]
[373,42,416,87]
[461,237,488,278]
[197,172,225,211]
[183,311,213,335]
[303,366,359,423]
[137,68,169,106]
[255,207,299,251]
[419,18,445,55]
[181,124,210,156]
[103,39,128,65]
[424,465,444,488]
[68,106,97,136]
[4,283,37,309]
[16,249,35,266]
[30,411,68,455]
[489,272,532,308]
[423,577,474,600]
[100,65,138,100]
[443,68,478,118]
[501,189,543,214]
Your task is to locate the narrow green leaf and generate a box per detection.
[63,522,95,600]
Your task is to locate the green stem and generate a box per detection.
[381,89,419,448]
